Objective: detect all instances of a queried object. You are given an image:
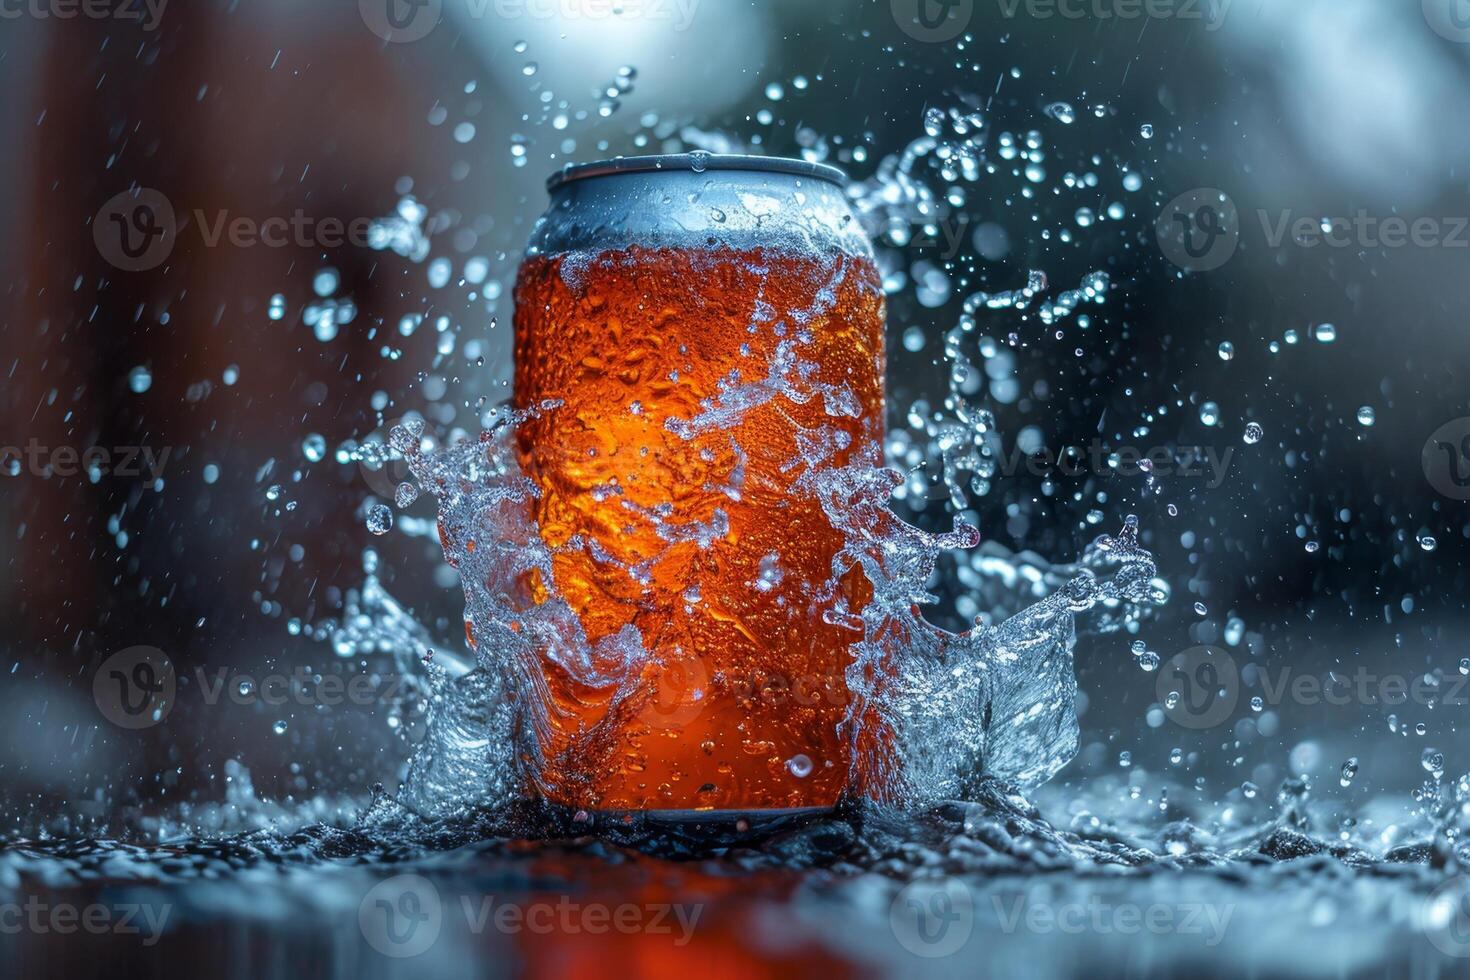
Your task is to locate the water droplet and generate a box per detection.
[1217,341,1234,361]
[923,107,945,137]
[367,505,394,535]
[1356,406,1376,427]
[1199,401,1220,427]
[312,268,339,298]
[128,366,153,394]
[1423,747,1445,779]
[302,434,327,463]
[273,720,289,735]
[1243,421,1264,445]
[786,754,813,778]
[1045,101,1076,125]
[1139,123,1154,139]
[1339,757,1358,787]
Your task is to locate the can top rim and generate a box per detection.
[545,153,849,193]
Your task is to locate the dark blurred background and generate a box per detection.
[2,0,1470,842]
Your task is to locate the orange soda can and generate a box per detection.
[514,154,885,811]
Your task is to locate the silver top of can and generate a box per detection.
[546,153,848,193]
[528,152,872,260]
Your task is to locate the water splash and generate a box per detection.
[293,97,1174,815]
[378,388,1158,813]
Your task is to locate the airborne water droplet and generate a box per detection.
[367,505,394,535]
[302,434,327,463]
[1045,101,1076,125]
[312,268,339,298]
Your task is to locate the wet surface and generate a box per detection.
[1,786,1461,979]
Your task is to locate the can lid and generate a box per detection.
[546,152,849,193]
